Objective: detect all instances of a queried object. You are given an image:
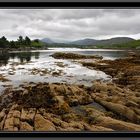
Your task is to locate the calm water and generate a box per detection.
[0,48,133,93]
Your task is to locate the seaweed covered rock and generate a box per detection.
[0,81,140,131]
[51,52,103,59]
[34,114,56,131]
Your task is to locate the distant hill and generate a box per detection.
[69,37,135,46]
[41,37,135,46]
[41,38,55,44]
[69,38,98,45]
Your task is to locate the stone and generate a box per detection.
[94,98,140,124]
[13,117,20,128]
[21,108,36,125]
[34,114,56,131]
[4,117,14,130]
[20,122,33,131]
[85,108,140,131]
[0,109,6,122]
[13,110,21,118]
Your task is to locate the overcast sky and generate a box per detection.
[1,9,140,41]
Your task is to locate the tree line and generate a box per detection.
[0,36,46,49]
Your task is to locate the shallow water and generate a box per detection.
[72,101,107,117]
[0,48,132,93]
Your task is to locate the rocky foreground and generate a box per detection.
[0,52,140,131]
[0,82,140,131]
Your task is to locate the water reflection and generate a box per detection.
[0,51,40,66]
[72,51,129,59]
[0,51,9,66]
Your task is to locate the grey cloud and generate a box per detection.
[0,9,140,40]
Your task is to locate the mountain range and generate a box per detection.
[41,37,135,46]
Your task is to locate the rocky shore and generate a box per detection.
[80,52,140,92]
[51,52,103,59]
[0,52,139,131]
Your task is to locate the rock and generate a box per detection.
[0,115,6,130]
[34,114,56,131]
[0,74,10,82]
[0,81,140,131]
[61,113,80,123]
[52,96,65,106]
[83,123,113,131]
[0,109,6,122]
[56,126,81,131]
[69,99,79,106]
[4,117,14,130]
[13,127,18,131]
[125,101,139,107]
[97,116,140,131]
[68,121,84,130]
[51,52,103,60]
[93,98,140,124]
[20,122,33,131]
[13,117,20,128]
[10,104,21,111]
[21,108,36,125]
[85,108,140,131]
[3,108,21,130]
[13,110,21,118]
[8,71,15,75]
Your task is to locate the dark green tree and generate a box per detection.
[18,36,24,44]
[34,39,39,43]
[10,41,16,48]
[25,36,31,46]
[0,36,9,48]
[1,36,7,41]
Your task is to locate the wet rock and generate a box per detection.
[61,113,81,123]
[13,117,20,128]
[0,74,10,82]
[125,101,139,107]
[0,109,6,122]
[94,98,140,124]
[20,122,33,131]
[0,81,140,131]
[81,54,140,92]
[8,71,15,75]
[83,123,113,131]
[34,114,56,131]
[21,108,36,126]
[68,121,84,130]
[4,117,14,130]
[52,96,65,106]
[52,71,61,77]
[84,108,140,131]
[56,126,81,131]
[55,62,68,68]
[51,52,103,59]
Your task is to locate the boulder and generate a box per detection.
[94,98,140,124]
[34,114,56,131]
[21,108,36,126]
[20,122,33,131]
[85,108,140,131]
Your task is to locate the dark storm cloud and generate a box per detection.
[0,9,140,40]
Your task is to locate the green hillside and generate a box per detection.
[95,39,140,49]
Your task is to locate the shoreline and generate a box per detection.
[0,52,139,131]
[0,47,140,52]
